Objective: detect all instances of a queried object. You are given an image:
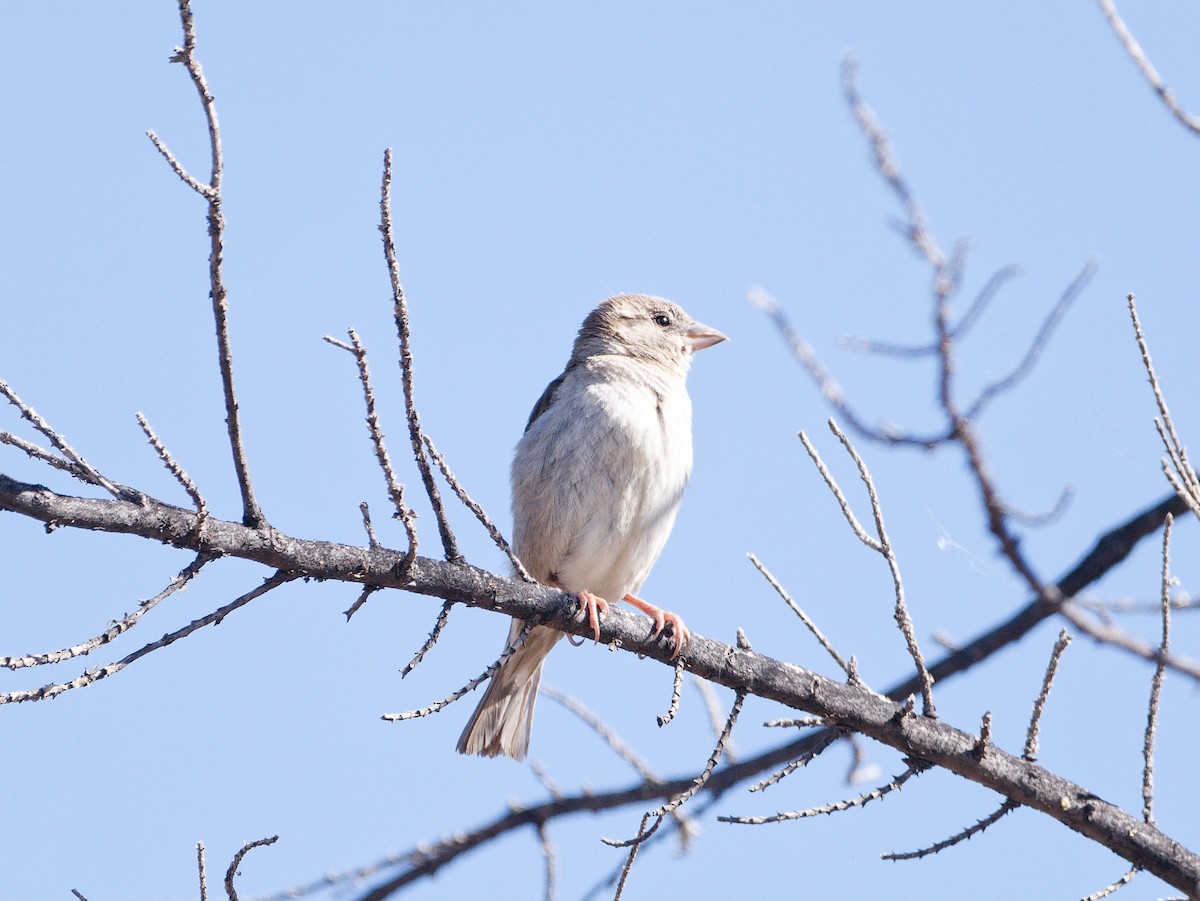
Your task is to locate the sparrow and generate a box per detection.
[456,293,727,760]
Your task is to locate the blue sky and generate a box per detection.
[2,3,1199,899]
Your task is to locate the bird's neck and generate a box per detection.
[581,352,691,394]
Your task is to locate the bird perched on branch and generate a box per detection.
[457,293,727,760]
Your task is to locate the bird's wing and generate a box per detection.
[524,369,568,433]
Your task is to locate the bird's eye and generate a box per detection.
[652,313,671,328]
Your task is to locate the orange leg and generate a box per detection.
[623,593,690,658]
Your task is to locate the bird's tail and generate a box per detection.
[456,621,562,760]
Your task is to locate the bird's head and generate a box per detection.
[572,294,727,372]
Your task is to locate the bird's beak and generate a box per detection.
[686,322,728,352]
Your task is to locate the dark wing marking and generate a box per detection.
[525,371,567,433]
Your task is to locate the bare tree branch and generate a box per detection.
[721,760,924,825]
[400,599,454,677]
[198,841,208,901]
[656,657,686,727]
[225,835,279,901]
[0,380,130,500]
[542,687,660,783]
[324,329,419,568]
[0,481,1194,892]
[881,798,1018,861]
[378,148,461,563]
[147,0,262,527]
[1082,866,1139,901]
[747,726,839,793]
[801,420,936,715]
[963,259,1096,420]
[1056,601,1200,683]
[842,56,943,269]
[1024,629,1072,762]
[747,552,852,678]
[422,433,533,581]
[1,552,210,671]
[1128,293,1200,518]
[382,621,535,721]
[136,412,207,520]
[0,568,296,705]
[1097,0,1200,136]
[1144,515,1173,826]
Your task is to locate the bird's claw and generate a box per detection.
[623,593,690,658]
[575,589,609,643]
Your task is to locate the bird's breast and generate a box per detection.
[510,369,694,596]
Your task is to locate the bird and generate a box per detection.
[456,293,727,760]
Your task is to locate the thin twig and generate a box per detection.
[1057,601,1200,683]
[840,264,1021,357]
[604,691,746,849]
[842,56,943,268]
[725,760,923,825]
[0,570,296,705]
[611,828,642,901]
[1075,594,1198,616]
[764,716,828,729]
[747,552,851,677]
[543,687,659,782]
[197,841,208,901]
[580,795,710,901]
[964,260,1096,420]
[1082,867,1139,901]
[324,330,419,569]
[606,690,745,898]
[534,689,696,857]
[1003,484,1075,527]
[1144,515,1173,826]
[827,418,936,716]
[224,835,279,901]
[975,710,993,757]
[378,148,461,563]
[423,433,533,581]
[146,130,210,195]
[344,585,379,622]
[656,657,686,727]
[798,430,880,547]
[1024,629,1073,762]
[528,760,565,800]
[150,0,262,527]
[382,622,535,720]
[692,674,737,761]
[359,501,380,548]
[0,380,127,500]
[747,727,840,793]
[882,798,1019,861]
[400,600,455,677]
[845,734,880,785]
[136,412,207,523]
[1128,294,1200,517]
[1097,0,1200,136]
[1,553,210,671]
[0,429,92,481]
[750,289,947,447]
[536,822,556,901]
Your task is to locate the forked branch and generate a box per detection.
[146,0,262,527]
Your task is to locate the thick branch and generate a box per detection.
[1,475,1195,895]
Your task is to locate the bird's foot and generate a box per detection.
[574,589,609,643]
[623,593,690,657]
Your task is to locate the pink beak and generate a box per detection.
[686,321,728,352]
